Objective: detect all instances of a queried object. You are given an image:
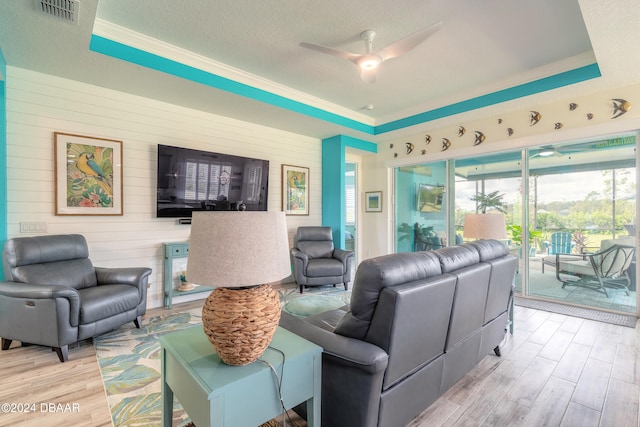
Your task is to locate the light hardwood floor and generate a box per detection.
[0,300,638,427]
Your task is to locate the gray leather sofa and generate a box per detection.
[0,234,152,362]
[280,239,517,427]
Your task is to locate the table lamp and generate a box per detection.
[187,211,291,366]
[463,213,508,240]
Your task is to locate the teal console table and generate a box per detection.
[160,326,322,427]
[163,242,214,308]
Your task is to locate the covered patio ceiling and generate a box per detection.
[455,135,636,181]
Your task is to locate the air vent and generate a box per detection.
[35,0,79,24]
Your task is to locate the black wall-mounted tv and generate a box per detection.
[156,144,269,218]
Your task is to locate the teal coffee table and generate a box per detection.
[160,326,322,427]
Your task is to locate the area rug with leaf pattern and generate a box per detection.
[94,308,202,427]
[94,285,351,426]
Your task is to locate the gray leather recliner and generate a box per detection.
[291,226,354,293]
[0,234,152,362]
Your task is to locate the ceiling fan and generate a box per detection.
[532,143,598,158]
[534,147,560,158]
[300,22,442,83]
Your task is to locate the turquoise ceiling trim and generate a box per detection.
[89,35,375,135]
[341,135,378,153]
[90,34,600,137]
[375,63,601,134]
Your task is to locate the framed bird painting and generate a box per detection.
[282,164,309,215]
[54,132,123,215]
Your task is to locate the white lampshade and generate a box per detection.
[187,211,291,287]
[463,213,508,240]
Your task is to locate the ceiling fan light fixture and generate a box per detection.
[358,55,381,70]
[300,22,441,81]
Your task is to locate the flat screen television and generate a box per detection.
[156,144,269,218]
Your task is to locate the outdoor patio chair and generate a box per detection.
[541,232,574,273]
[545,231,575,255]
[555,239,635,297]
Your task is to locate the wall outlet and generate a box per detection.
[20,222,47,233]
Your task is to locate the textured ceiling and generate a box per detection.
[1,0,639,141]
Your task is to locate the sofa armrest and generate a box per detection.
[280,311,388,374]
[333,248,354,263]
[0,282,81,326]
[290,249,309,285]
[95,267,152,289]
[0,282,79,301]
[290,248,309,264]
[281,311,388,426]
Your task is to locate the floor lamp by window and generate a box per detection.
[463,213,507,241]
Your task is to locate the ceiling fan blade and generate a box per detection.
[299,42,361,62]
[377,21,442,61]
[360,68,377,84]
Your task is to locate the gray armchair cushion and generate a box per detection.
[298,240,334,259]
[306,258,345,276]
[4,234,98,289]
[3,234,89,266]
[79,285,140,324]
[296,226,335,258]
[7,259,98,289]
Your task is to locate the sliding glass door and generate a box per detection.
[454,151,524,295]
[394,162,447,252]
[526,137,636,314]
[393,133,637,315]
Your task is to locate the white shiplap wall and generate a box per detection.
[5,67,323,308]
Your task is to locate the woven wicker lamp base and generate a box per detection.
[202,284,281,366]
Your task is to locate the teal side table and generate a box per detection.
[163,242,214,308]
[160,326,322,427]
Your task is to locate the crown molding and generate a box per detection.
[377,52,598,126]
[92,18,375,127]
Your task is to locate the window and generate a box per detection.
[184,160,231,201]
[394,133,637,315]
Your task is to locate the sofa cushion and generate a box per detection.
[558,259,594,276]
[306,258,345,276]
[79,285,139,324]
[434,244,480,273]
[482,254,517,325]
[368,276,457,389]
[304,307,350,332]
[444,263,491,351]
[469,239,509,261]
[335,251,442,340]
